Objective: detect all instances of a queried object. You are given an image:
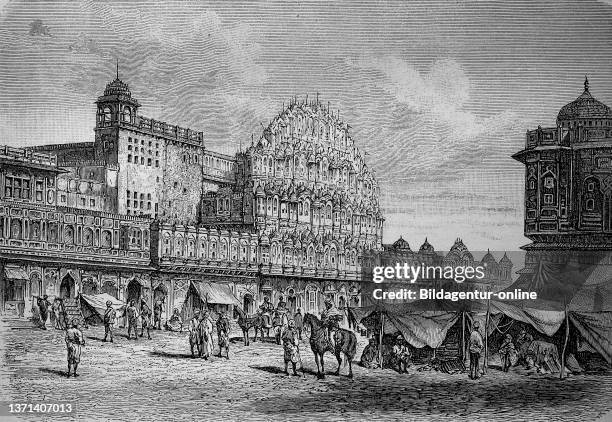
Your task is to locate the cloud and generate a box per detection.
[350,56,517,143]
[29,19,51,37]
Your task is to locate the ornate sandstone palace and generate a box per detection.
[0,73,383,320]
[513,78,612,275]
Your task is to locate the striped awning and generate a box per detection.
[3,266,29,281]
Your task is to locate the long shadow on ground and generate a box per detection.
[241,371,612,420]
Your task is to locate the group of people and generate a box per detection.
[101,299,153,342]
[359,334,412,373]
[32,295,67,330]
[187,309,231,359]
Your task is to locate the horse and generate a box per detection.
[303,313,357,379]
[272,310,289,345]
[234,307,268,345]
[216,315,231,359]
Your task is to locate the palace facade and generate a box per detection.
[1,74,382,320]
[513,77,612,272]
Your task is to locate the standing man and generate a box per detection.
[140,300,152,340]
[199,310,214,360]
[37,295,51,330]
[126,300,139,340]
[469,321,484,379]
[499,333,516,372]
[216,311,231,359]
[294,308,304,340]
[188,310,201,358]
[65,319,85,377]
[103,300,116,343]
[153,298,164,330]
[282,319,301,376]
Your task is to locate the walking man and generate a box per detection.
[65,319,85,377]
[140,300,152,340]
[294,308,303,340]
[103,300,116,343]
[469,321,484,379]
[126,300,139,340]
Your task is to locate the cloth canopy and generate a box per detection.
[491,256,612,364]
[350,298,487,349]
[80,293,125,323]
[190,281,240,306]
[3,266,29,280]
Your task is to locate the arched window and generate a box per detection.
[83,227,94,247]
[220,239,228,260]
[200,240,207,258]
[122,107,132,122]
[240,241,248,262]
[102,230,112,248]
[210,240,217,259]
[102,107,112,122]
[188,237,196,258]
[64,225,74,245]
[231,241,238,261]
[163,233,171,255]
[48,222,58,243]
[175,236,183,257]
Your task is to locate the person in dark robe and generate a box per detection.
[499,333,516,372]
[36,295,51,329]
[153,298,164,330]
[294,308,304,340]
[165,308,183,332]
[469,321,484,379]
[360,337,380,369]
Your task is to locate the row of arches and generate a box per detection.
[161,233,259,263]
[251,154,376,197]
[0,217,149,250]
[264,243,360,270]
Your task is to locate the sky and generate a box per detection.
[1,0,612,256]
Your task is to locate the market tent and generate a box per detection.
[80,293,125,324]
[490,256,612,365]
[190,281,240,306]
[182,281,240,322]
[349,299,489,349]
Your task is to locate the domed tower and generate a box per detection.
[499,252,513,282]
[513,76,612,251]
[94,63,140,162]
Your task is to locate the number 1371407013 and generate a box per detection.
[3,403,74,414]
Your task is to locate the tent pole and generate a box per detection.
[462,311,466,361]
[379,312,384,369]
[561,301,569,380]
[484,295,490,375]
